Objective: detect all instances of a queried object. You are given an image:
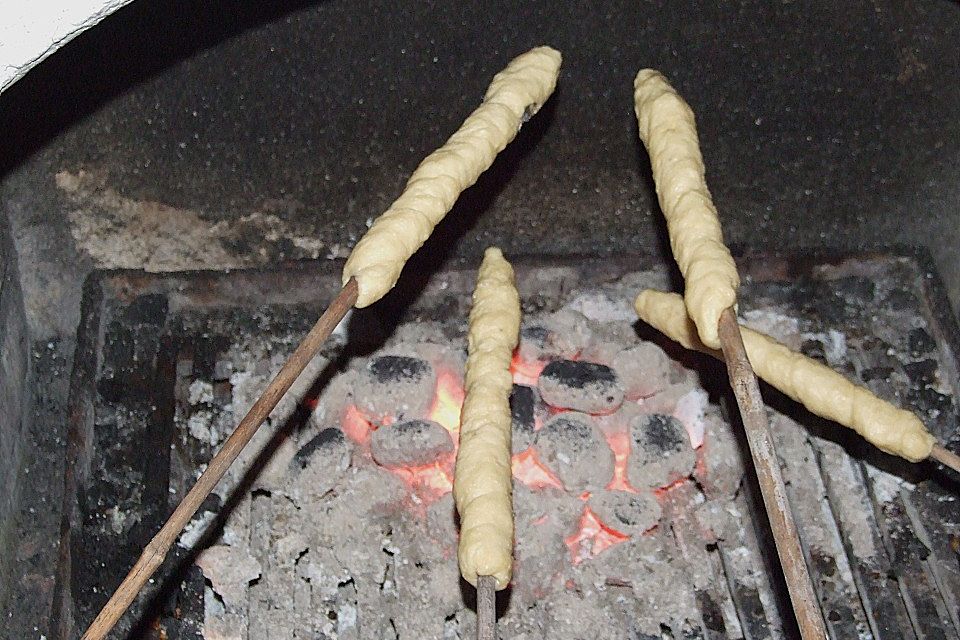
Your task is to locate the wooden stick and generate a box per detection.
[717,307,828,640]
[81,278,359,640]
[476,575,497,640]
[931,443,960,474]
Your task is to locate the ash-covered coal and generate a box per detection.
[289,428,352,506]
[538,359,625,415]
[355,355,436,421]
[628,414,697,490]
[535,412,615,491]
[370,419,454,468]
[588,490,662,535]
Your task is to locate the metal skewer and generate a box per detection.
[717,307,829,639]
[81,278,359,640]
[476,575,497,640]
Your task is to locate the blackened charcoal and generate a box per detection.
[370,419,454,468]
[356,355,436,421]
[589,490,661,535]
[294,428,345,470]
[521,325,551,346]
[628,414,696,490]
[289,428,352,505]
[369,355,431,384]
[535,413,614,491]
[538,360,624,415]
[908,328,936,357]
[903,359,937,386]
[511,384,538,453]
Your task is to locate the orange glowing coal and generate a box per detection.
[392,462,454,498]
[564,505,630,565]
[510,353,547,386]
[429,369,465,435]
[512,447,564,490]
[603,430,639,493]
[653,477,689,500]
[341,405,373,445]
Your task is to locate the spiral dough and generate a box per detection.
[634,289,935,462]
[454,248,521,589]
[342,47,562,307]
[634,69,740,349]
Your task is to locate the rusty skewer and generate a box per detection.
[81,278,360,640]
[476,575,497,640]
[717,307,829,639]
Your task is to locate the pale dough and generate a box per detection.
[454,247,521,589]
[342,46,562,307]
[634,69,740,349]
[634,289,936,462]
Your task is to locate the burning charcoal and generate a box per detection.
[510,384,540,453]
[589,490,662,535]
[370,419,454,468]
[628,414,696,490]
[289,428,352,506]
[535,413,614,491]
[356,355,436,421]
[538,359,624,415]
[611,343,675,400]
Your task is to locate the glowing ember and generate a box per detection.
[510,353,547,386]
[341,405,372,444]
[512,447,564,490]
[564,506,630,565]
[603,430,639,493]
[393,462,454,500]
[654,477,689,500]
[428,369,465,434]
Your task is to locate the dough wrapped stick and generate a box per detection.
[455,248,521,590]
[343,46,561,308]
[635,289,936,462]
[633,69,739,348]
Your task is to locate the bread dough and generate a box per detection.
[634,289,936,462]
[455,248,521,589]
[342,46,562,307]
[634,69,739,349]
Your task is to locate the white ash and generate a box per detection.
[611,343,674,400]
[566,289,638,323]
[865,463,916,504]
[179,509,217,549]
[672,387,709,449]
[696,414,746,500]
[189,379,215,405]
[196,545,262,607]
[802,328,849,366]
[741,308,801,348]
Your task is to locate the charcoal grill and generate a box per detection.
[53,252,960,639]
